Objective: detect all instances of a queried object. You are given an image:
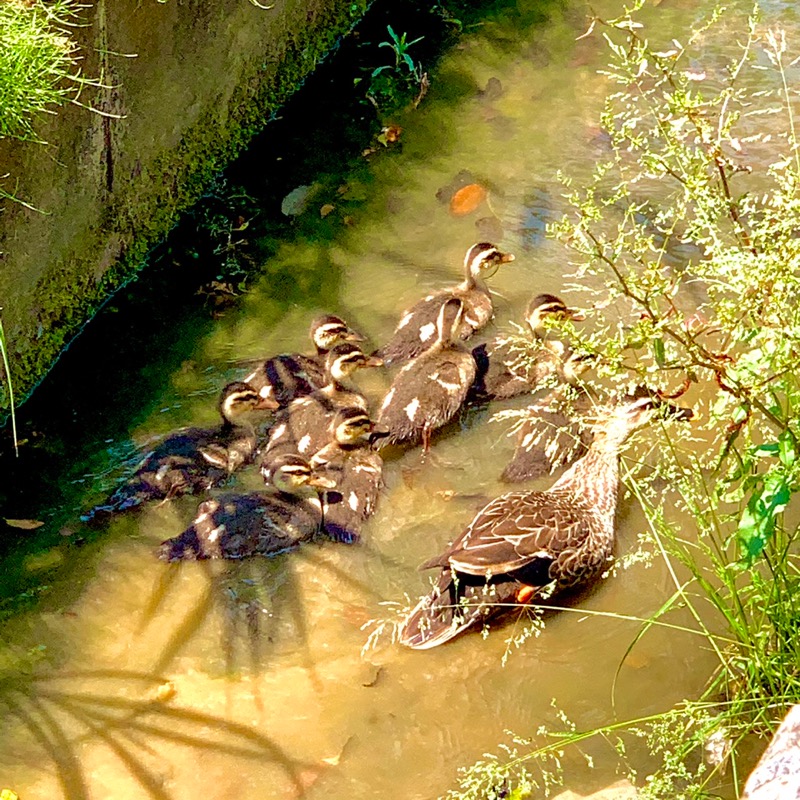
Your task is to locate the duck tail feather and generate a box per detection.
[80,483,149,525]
[158,525,204,562]
[399,571,484,650]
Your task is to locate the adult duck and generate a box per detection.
[399,393,693,649]
[376,297,476,451]
[82,382,276,523]
[377,242,514,366]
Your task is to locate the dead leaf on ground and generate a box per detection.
[449,183,486,216]
[377,124,402,146]
[281,184,314,217]
[4,518,44,530]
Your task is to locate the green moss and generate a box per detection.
[0,0,371,417]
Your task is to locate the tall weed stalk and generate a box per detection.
[0,314,18,456]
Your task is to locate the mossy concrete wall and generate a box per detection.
[0,0,368,415]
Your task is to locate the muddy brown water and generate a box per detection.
[0,0,792,797]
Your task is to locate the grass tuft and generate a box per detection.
[0,0,85,143]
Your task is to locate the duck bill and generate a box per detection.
[368,429,391,446]
[344,330,366,343]
[565,307,587,322]
[308,475,337,490]
[254,394,281,411]
[499,251,515,264]
[363,354,385,368]
[662,403,694,422]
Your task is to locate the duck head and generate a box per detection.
[561,351,598,384]
[218,381,279,423]
[593,392,694,449]
[325,342,384,383]
[330,406,375,447]
[309,314,365,353]
[462,242,515,287]
[525,294,586,339]
[262,453,337,493]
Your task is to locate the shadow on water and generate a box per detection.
[0,670,317,800]
[0,533,404,799]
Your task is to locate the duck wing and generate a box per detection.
[377,294,446,365]
[425,490,592,577]
[243,353,322,407]
[400,565,523,650]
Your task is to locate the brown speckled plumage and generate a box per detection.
[262,342,382,467]
[158,454,334,562]
[400,395,692,649]
[82,382,275,524]
[377,298,477,450]
[310,408,384,544]
[470,293,585,402]
[243,315,364,408]
[377,243,514,366]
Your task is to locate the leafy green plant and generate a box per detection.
[366,25,428,110]
[372,26,425,79]
[446,2,800,797]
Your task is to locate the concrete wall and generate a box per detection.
[0,0,368,415]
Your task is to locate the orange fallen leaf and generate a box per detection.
[320,203,335,218]
[449,183,486,216]
[4,519,44,530]
[377,124,402,146]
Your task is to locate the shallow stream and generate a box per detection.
[0,0,792,797]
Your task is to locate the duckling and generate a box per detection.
[243,314,364,407]
[399,393,693,649]
[158,454,336,561]
[376,298,476,451]
[263,342,383,466]
[377,242,515,366]
[309,407,384,543]
[500,352,597,483]
[82,382,276,523]
[470,293,586,402]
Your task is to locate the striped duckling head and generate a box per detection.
[330,406,375,447]
[262,453,336,493]
[310,314,365,354]
[325,342,384,383]
[463,242,515,285]
[218,381,279,422]
[561,350,598,384]
[525,293,586,338]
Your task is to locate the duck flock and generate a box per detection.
[83,242,692,649]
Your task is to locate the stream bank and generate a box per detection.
[0,0,370,415]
